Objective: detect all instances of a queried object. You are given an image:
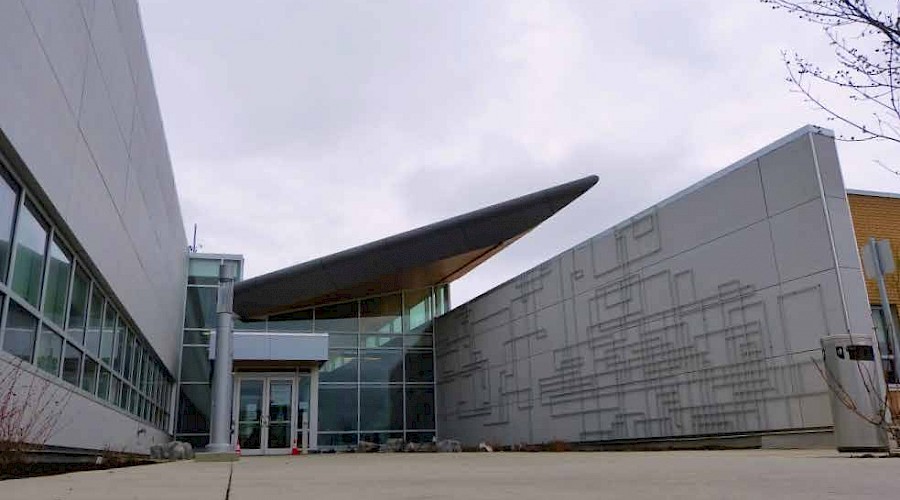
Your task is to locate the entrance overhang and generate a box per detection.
[208,331,329,362]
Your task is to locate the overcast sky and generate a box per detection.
[139,0,900,307]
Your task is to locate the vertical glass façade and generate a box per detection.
[0,157,172,431]
[174,253,447,450]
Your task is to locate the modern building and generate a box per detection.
[0,1,888,457]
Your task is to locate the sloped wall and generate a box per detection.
[435,127,872,445]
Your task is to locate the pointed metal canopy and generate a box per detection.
[233,175,599,319]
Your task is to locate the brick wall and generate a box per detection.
[847,192,900,307]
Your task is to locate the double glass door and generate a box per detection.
[234,374,311,455]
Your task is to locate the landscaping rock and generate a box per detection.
[437,439,462,453]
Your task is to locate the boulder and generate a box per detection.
[437,439,462,453]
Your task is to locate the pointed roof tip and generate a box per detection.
[233,173,600,318]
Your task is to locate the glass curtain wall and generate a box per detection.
[0,163,172,431]
[266,286,447,450]
[175,255,243,448]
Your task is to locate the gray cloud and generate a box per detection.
[140,0,900,306]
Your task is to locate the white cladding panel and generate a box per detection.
[435,129,872,446]
[0,0,186,373]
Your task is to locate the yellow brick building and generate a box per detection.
[847,190,900,384]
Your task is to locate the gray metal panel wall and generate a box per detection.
[434,128,872,446]
[0,1,186,371]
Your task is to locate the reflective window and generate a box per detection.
[100,304,116,365]
[268,308,313,332]
[113,323,126,372]
[0,171,19,282]
[67,268,89,344]
[97,368,111,400]
[61,342,82,386]
[360,350,403,383]
[318,386,358,432]
[3,300,36,362]
[233,318,265,332]
[406,431,436,443]
[109,376,120,404]
[403,334,433,349]
[360,294,401,333]
[184,287,216,328]
[123,331,134,379]
[405,352,434,383]
[361,333,402,349]
[360,386,403,431]
[320,349,358,383]
[180,345,210,383]
[315,301,358,332]
[328,333,358,348]
[35,326,63,376]
[84,288,103,356]
[435,285,448,316]
[42,238,71,326]
[403,289,433,332]
[182,329,211,345]
[317,432,358,449]
[11,201,47,306]
[406,387,435,429]
[188,259,220,285]
[81,357,98,394]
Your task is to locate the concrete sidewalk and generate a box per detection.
[4,450,900,499]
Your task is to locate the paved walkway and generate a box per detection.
[4,450,900,499]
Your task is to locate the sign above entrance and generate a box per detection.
[208,331,329,361]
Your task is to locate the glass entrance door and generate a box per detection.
[234,375,296,455]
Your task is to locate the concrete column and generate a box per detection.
[207,262,236,453]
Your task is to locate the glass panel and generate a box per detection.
[320,349,358,383]
[182,329,211,345]
[318,386,358,432]
[109,377,120,404]
[118,380,129,409]
[184,287,217,328]
[360,350,403,383]
[81,357,98,394]
[317,432,358,449]
[122,331,134,379]
[176,383,212,433]
[405,351,434,382]
[100,304,116,365]
[0,171,18,282]
[315,301,358,332]
[3,300,36,362]
[84,288,103,356]
[233,318,266,332]
[268,423,290,449]
[361,334,402,349]
[328,333,357,348]
[238,423,261,450]
[403,334,433,349]
[268,309,313,332]
[131,345,142,384]
[43,238,71,326]
[297,376,311,429]
[113,323,126,372]
[359,386,403,431]
[406,387,435,429]
[180,345,210,383]
[406,431,436,443]
[188,259,220,285]
[435,285,448,316]
[360,431,403,445]
[61,342,82,386]
[404,288,433,333]
[269,380,292,422]
[360,294,401,333]
[11,201,47,306]
[35,326,63,376]
[67,268,89,343]
[97,368,111,400]
[238,380,263,422]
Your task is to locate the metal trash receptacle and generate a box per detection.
[820,334,889,452]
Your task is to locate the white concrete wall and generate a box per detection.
[435,127,872,446]
[0,354,168,454]
[0,0,186,372]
